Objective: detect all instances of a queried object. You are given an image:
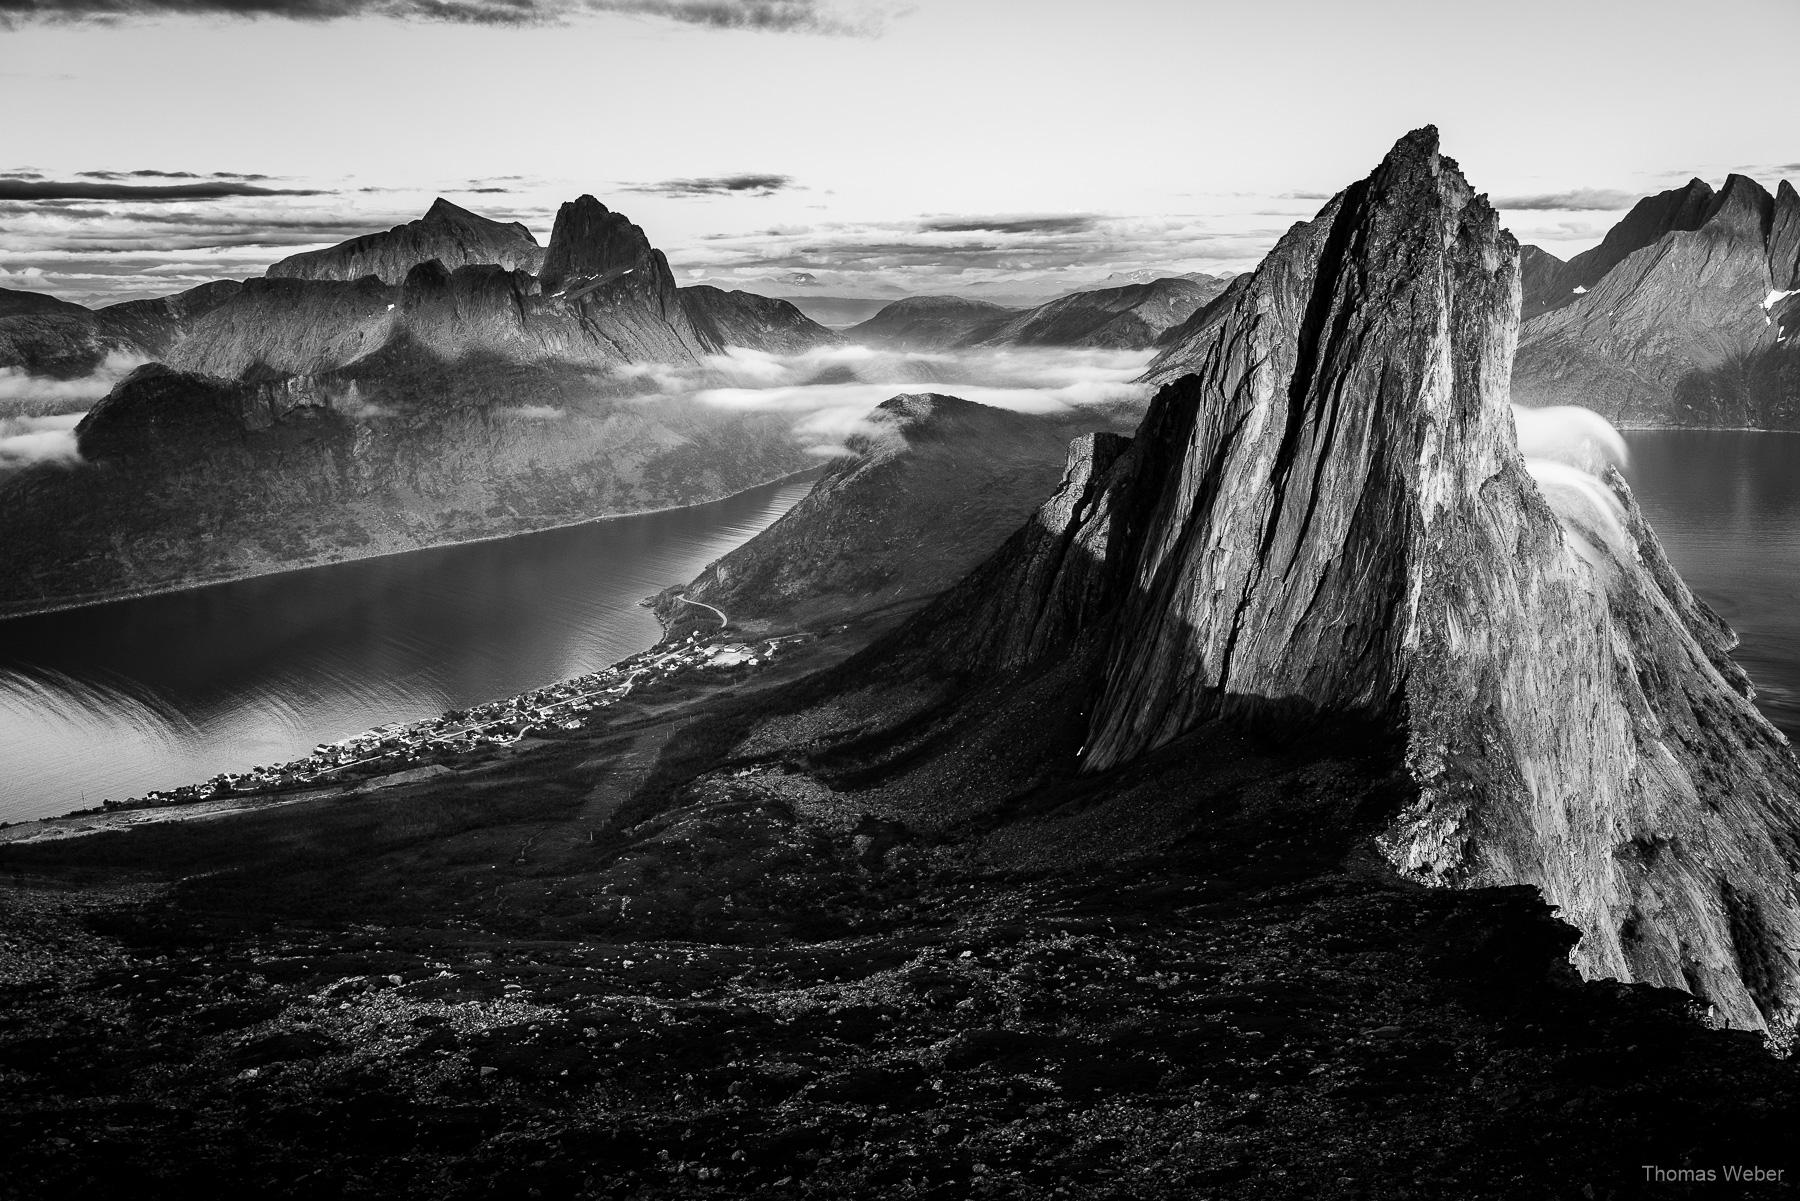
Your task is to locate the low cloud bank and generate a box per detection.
[1513,403,1632,559]
[0,412,83,469]
[612,344,1152,456]
[0,351,148,407]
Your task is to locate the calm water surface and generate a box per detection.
[0,476,814,822]
[2,433,1797,826]
[1625,431,1800,741]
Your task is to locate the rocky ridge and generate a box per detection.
[863,128,1800,1037]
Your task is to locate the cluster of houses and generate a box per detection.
[94,633,808,814]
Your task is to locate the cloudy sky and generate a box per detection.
[2,0,1797,305]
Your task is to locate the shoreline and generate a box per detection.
[0,466,822,624]
[1618,424,1800,434]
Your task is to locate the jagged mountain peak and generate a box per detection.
[266,198,544,286]
[421,196,478,223]
[1702,173,1776,240]
[891,126,1800,1036]
[1770,179,1800,289]
[538,195,664,295]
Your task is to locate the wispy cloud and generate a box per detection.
[74,169,274,182]
[1493,188,1641,212]
[625,173,796,198]
[918,215,1100,235]
[0,0,895,33]
[0,179,324,201]
[610,343,1151,456]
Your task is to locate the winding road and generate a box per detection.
[674,594,728,629]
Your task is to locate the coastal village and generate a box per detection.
[91,624,808,814]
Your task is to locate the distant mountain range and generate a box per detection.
[847,276,1231,352]
[1512,175,1800,427]
[0,196,841,615]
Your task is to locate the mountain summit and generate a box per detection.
[871,127,1800,1036]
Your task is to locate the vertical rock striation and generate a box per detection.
[911,127,1800,1037]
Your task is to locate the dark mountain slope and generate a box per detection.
[266,197,544,284]
[660,394,1133,633]
[0,281,242,379]
[845,295,1020,350]
[972,276,1227,349]
[678,285,842,355]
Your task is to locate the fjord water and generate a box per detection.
[2,432,1798,826]
[0,475,815,823]
[1624,431,1800,741]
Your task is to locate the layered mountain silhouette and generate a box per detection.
[848,276,1228,352]
[1512,175,1800,427]
[686,129,1800,1038]
[0,196,841,614]
[266,198,546,285]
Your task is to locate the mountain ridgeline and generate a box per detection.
[847,275,1231,352]
[1511,175,1800,427]
[719,129,1800,1038]
[0,196,843,615]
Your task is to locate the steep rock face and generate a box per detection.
[1770,180,1800,290]
[973,276,1228,350]
[1513,174,1799,427]
[266,198,544,285]
[678,286,842,355]
[667,394,1126,628]
[1139,275,1252,386]
[901,128,1800,1036]
[845,296,1020,350]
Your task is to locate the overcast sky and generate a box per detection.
[2,0,1797,304]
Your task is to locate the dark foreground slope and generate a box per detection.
[1,595,1796,1201]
